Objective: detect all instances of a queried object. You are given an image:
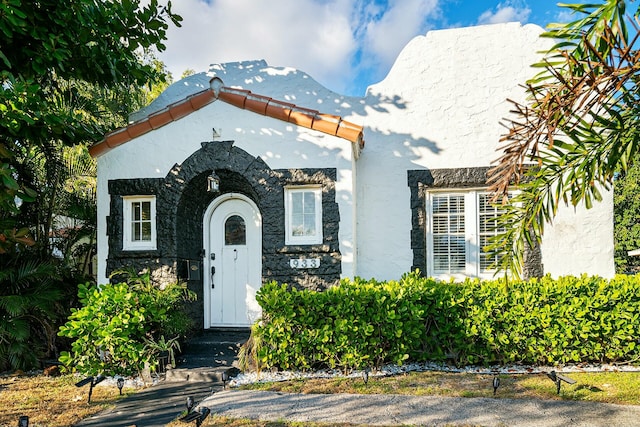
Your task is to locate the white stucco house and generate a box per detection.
[90,22,614,329]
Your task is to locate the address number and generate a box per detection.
[290,258,320,269]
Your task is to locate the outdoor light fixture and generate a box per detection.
[75,376,94,387]
[207,171,220,193]
[76,374,106,403]
[18,415,29,427]
[545,370,576,395]
[362,367,370,385]
[116,377,125,395]
[221,370,229,389]
[180,406,211,426]
[492,375,500,395]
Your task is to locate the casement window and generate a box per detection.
[123,196,157,250]
[426,190,508,279]
[285,186,323,245]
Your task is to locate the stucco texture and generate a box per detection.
[93,22,614,289]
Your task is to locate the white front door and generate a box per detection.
[205,194,262,327]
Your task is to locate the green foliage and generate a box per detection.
[58,271,195,377]
[0,0,179,372]
[250,272,640,371]
[0,252,62,371]
[0,0,180,256]
[614,161,640,273]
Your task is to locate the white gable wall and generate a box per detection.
[354,22,614,280]
[96,94,358,284]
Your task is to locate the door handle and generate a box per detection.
[211,265,215,288]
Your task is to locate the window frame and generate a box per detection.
[284,185,323,245]
[122,195,157,251]
[426,188,509,280]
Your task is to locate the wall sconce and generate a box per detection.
[207,171,220,193]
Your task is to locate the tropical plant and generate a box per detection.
[143,335,181,370]
[614,159,640,273]
[0,0,180,371]
[487,0,640,277]
[0,252,61,371]
[58,270,195,377]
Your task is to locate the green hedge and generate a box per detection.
[252,272,640,371]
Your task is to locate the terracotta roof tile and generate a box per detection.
[89,78,364,157]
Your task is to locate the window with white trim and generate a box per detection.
[123,196,157,250]
[285,186,322,245]
[426,190,509,279]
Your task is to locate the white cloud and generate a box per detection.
[477,2,531,25]
[157,0,441,95]
[554,9,577,24]
[363,0,438,65]
[158,0,358,93]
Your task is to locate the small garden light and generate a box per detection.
[221,370,229,389]
[362,367,370,385]
[75,376,94,387]
[545,370,576,395]
[18,415,29,427]
[180,406,210,426]
[492,375,500,395]
[116,376,125,395]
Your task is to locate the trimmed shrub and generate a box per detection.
[249,272,640,371]
[58,271,195,377]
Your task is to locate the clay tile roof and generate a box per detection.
[89,78,364,158]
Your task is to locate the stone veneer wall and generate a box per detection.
[407,166,543,279]
[107,141,341,327]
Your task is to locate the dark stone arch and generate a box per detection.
[107,140,342,329]
[168,141,271,262]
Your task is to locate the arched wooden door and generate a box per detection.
[204,194,261,327]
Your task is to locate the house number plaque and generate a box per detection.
[290,258,320,269]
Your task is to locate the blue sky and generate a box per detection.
[158,0,584,96]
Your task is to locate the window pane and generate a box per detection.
[225,215,246,245]
[141,201,151,220]
[303,192,315,213]
[132,222,141,241]
[132,202,141,221]
[431,194,466,274]
[291,213,304,236]
[290,191,317,237]
[432,196,448,214]
[450,236,466,272]
[292,192,303,215]
[433,216,447,233]
[141,222,152,241]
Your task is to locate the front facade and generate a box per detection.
[91,23,615,329]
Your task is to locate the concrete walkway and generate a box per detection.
[199,389,640,427]
[75,329,249,427]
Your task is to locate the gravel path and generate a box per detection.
[200,389,640,427]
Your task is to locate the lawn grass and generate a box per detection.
[0,372,136,427]
[1,370,638,427]
[240,370,640,406]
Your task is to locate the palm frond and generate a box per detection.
[488,1,640,277]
